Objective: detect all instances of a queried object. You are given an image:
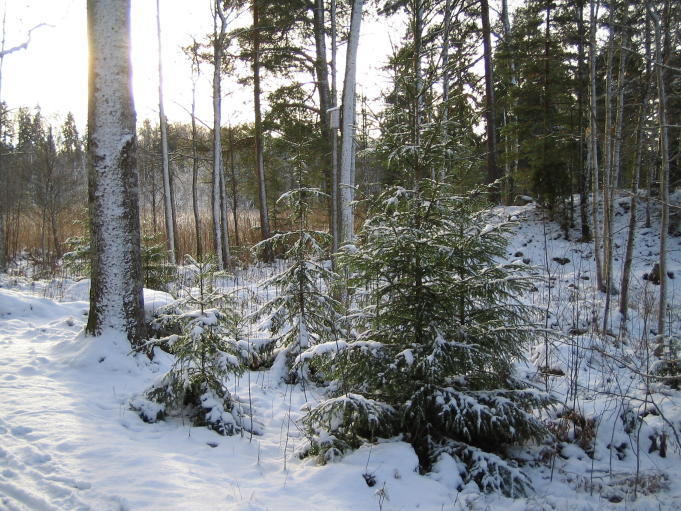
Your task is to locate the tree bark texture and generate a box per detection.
[340,0,363,245]
[212,0,230,269]
[86,0,146,344]
[481,0,499,201]
[253,0,272,261]
[156,0,176,265]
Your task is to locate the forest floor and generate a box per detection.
[1,196,681,510]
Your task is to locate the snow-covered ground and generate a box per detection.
[1,198,681,510]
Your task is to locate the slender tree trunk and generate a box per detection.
[0,158,4,269]
[212,0,230,270]
[440,0,451,183]
[542,0,553,216]
[0,12,5,272]
[481,0,499,201]
[603,26,627,332]
[253,0,272,261]
[500,0,518,202]
[86,0,146,344]
[601,6,615,309]
[228,126,239,247]
[150,158,158,234]
[576,0,590,241]
[156,0,175,265]
[413,0,425,182]
[190,42,202,260]
[590,0,604,292]
[619,91,648,323]
[311,0,336,256]
[219,155,230,268]
[0,14,5,272]
[330,0,339,255]
[651,6,669,336]
[312,0,331,159]
[340,0,363,245]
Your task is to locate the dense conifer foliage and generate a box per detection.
[300,180,554,496]
[133,258,252,435]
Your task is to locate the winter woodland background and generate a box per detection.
[1,0,681,509]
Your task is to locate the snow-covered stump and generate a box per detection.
[86,0,146,344]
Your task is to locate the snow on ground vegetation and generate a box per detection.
[1,197,681,510]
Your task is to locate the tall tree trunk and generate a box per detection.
[589,0,604,292]
[253,0,272,261]
[413,0,425,182]
[212,0,230,270]
[156,0,176,265]
[330,0,339,255]
[0,12,5,272]
[190,41,202,260]
[481,0,499,201]
[219,157,230,268]
[440,0,451,182]
[651,6,670,336]
[620,7,653,325]
[603,25,627,332]
[86,0,146,344]
[576,0,590,241]
[601,6,615,308]
[340,0,363,245]
[0,156,4,270]
[311,0,336,255]
[619,81,649,323]
[228,126,239,247]
[500,0,518,202]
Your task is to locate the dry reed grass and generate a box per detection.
[5,204,341,270]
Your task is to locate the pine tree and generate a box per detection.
[300,179,553,497]
[133,257,253,435]
[254,144,342,382]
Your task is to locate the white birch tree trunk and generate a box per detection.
[340,0,363,245]
[331,0,339,255]
[156,0,175,265]
[189,40,203,260]
[86,0,146,344]
[211,0,229,270]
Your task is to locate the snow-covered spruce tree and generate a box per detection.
[132,256,253,435]
[254,149,342,382]
[300,180,553,496]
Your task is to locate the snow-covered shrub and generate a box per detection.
[652,335,681,389]
[253,152,343,382]
[301,180,554,496]
[133,257,252,435]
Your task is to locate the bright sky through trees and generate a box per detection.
[2,0,397,131]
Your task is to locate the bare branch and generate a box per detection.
[0,23,52,58]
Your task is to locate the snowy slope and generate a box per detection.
[1,198,681,510]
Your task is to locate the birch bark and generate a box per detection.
[339,0,363,245]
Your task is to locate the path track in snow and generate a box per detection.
[0,291,121,510]
[0,287,447,511]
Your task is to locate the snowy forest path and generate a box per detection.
[0,289,118,510]
[1,287,443,510]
